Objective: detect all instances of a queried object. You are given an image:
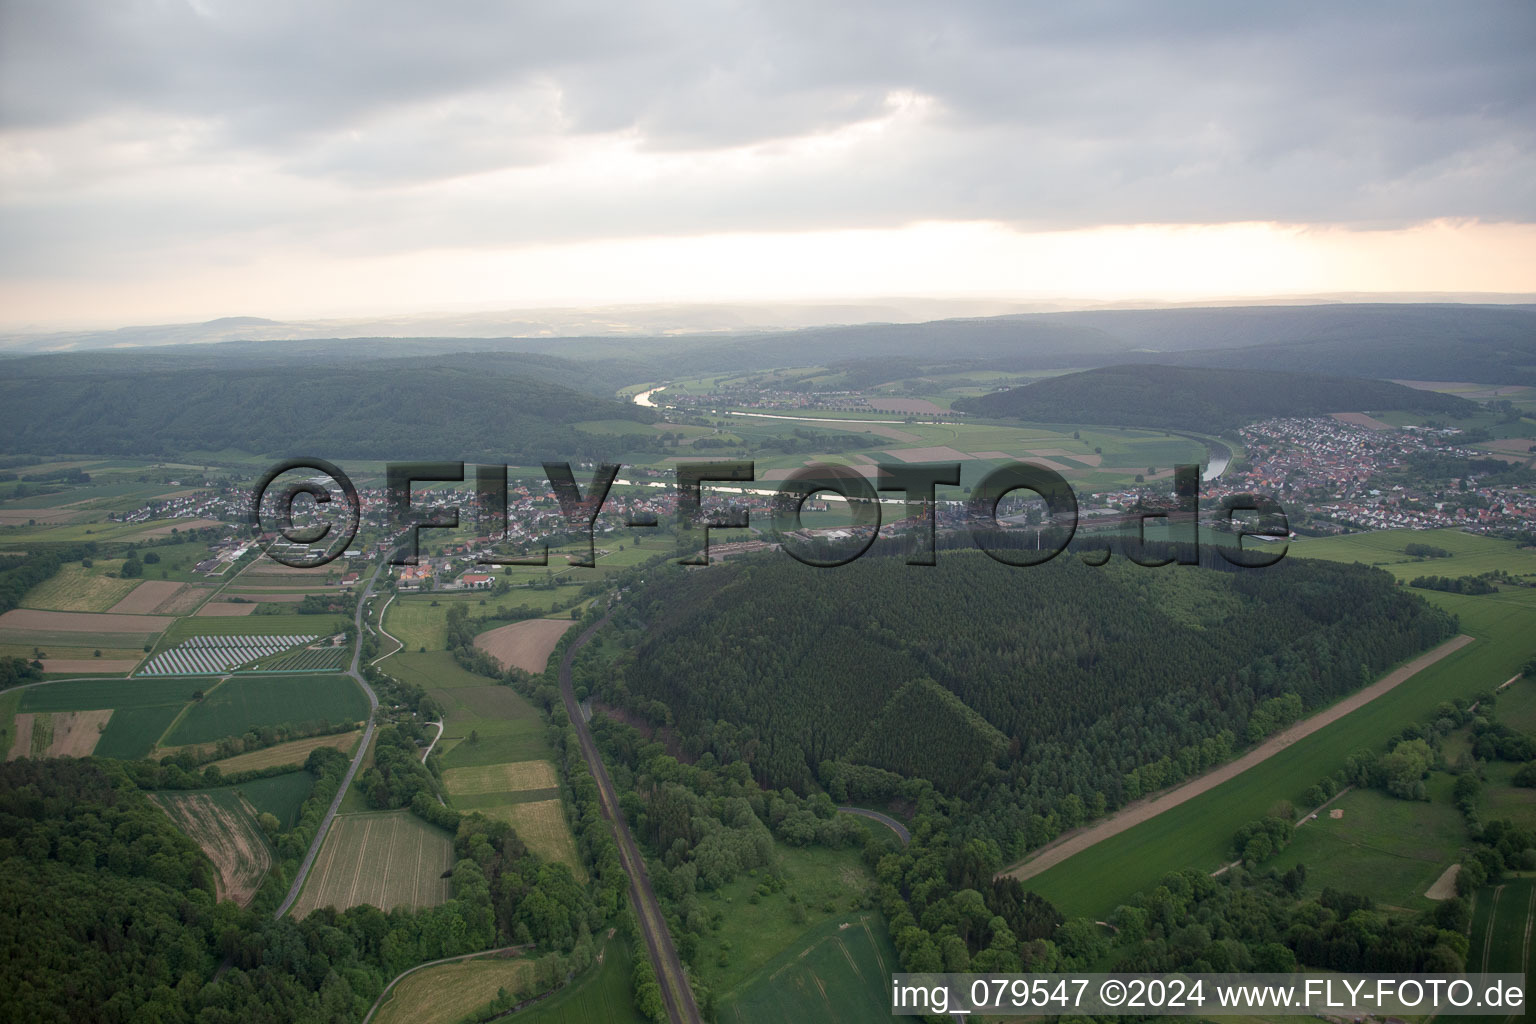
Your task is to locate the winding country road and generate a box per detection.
[558,614,702,1024]
[838,805,910,845]
[273,563,384,918]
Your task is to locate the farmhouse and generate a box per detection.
[459,573,495,590]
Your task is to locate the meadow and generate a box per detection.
[19,561,141,612]
[1265,774,1466,911]
[208,730,361,774]
[718,912,898,1024]
[165,674,369,745]
[373,955,537,1024]
[1022,585,1536,919]
[388,651,554,768]
[1288,528,1536,582]
[292,810,454,917]
[228,770,319,828]
[480,800,584,880]
[690,843,876,1001]
[385,649,585,877]
[516,935,647,1024]
[1467,875,1536,1024]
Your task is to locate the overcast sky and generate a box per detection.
[2,1,1534,329]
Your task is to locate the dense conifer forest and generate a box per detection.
[603,548,1457,856]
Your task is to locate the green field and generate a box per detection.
[374,956,538,1024]
[1266,774,1466,911]
[1480,761,1536,829]
[387,651,554,768]
[232,770,317,828]
[19,561,141,612]
[719,912,898,1024]
[517,935,647,1024]
[165,674,369,745]
[17,676,216,758]
[1023,586,1536,919]
[1288,528,1536,583]
[384,594,494,652]
[692,844,876,1000]
[1468,878,1536,990]
[1494,678,1536,733]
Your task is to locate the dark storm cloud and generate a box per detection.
[1,0,1532,258]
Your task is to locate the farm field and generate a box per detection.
[373,955,537,1024]
[480,800,584,880]
[107,580,200,614]
[208,730,361,773]
[158,613,347,644]
[387,651,554,768]
[473,618,575,673]
[16,676,213,759]
[1021,587,1536,919]
[6,709,112,760]
[19,562,141,612]
[1288,528,1536,582]
[689,843,876,1000]
[292,810,453,917]
[383,594,489,652]
[235,770,316,829]
[1480,761,1536,829]
[1266,774,1466,911]
[165,674,368,745]
[442,759,558,796]
[516,935,646,1024]
[719,913,898,1024]
[151,789,272,905]
[0,608,171,648]
[1469,877,1536,976]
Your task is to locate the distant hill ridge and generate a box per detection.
[954,364,1478,433]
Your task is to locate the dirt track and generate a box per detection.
[1001,633,1474,883]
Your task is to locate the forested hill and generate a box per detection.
[0,359,657,460]
[955,364,1476,432]
[606,550,1454,835]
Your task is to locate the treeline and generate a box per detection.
[1404,542,1452,558]
[955,364,1475,432]
[1410,574,1497,595]
[589,714,883,1017]
[0,751,613,1022]
[0,656,43,690]
[155,718,359,768]
[607,548,1455,865]
[0,360,659,461]
[0,544,96,616]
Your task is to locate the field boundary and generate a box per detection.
[1001,633,1474,882]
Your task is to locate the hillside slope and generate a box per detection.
[955,364,1477,431]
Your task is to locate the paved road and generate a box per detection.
[559,615,702,1024]
[273,563,384,918]
[838,806,910,845]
